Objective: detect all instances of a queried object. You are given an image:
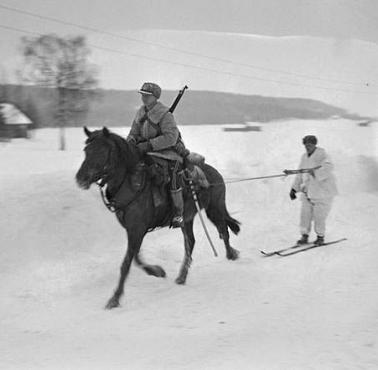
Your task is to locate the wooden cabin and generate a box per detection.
[0,103,33,139]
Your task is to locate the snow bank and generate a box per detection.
[1,120,377,369]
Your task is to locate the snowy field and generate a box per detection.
[1,119,378,369]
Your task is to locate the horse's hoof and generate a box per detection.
[227,247,240,261]
[105,297,120,310]
[175,276,186,285]
[144,265,166,278]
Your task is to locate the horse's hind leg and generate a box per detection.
[176,219,195,285]
[105,230,144,309]
[221,226,239,260]
[206,208,239,260]
[134,254,166,278]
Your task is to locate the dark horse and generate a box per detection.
[76,127,240,309]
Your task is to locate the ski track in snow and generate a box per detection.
[1,120,377,369]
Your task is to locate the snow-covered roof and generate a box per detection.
[0,103,32,125]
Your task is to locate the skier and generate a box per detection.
[290,135,338,246]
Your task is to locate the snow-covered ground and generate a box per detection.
[1,119,377,369]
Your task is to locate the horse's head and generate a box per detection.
[75,126,113,189]
[76,126,138,189]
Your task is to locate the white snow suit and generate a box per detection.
[292,147,338,237]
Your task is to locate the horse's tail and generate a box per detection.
[225,210,241,235]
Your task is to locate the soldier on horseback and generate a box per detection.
[78,91,240,308]
[126,82,188,228]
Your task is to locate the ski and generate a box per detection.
[276,238,347,257]
[260,243,304,257]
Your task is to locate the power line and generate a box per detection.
[1,23,378,96]
[0,2,372,87]
[0,23,40,36]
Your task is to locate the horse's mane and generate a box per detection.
[86,128,139,172]
[107,131,139,172]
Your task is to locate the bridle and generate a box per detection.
[86,139,146,213]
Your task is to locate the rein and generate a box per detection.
[96,144,147,213]
[91,135,147,213]
[97,171,147,213]
[98,183,117,212]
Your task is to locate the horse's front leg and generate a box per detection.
[134,254,167,278]
[176,219,195,285]
[105,230,145,309]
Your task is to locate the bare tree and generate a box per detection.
[20,34,98,150]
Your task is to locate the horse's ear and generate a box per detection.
[102,127,110,137]
[84,126,92,137]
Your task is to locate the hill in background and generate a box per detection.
[0,84,371,128]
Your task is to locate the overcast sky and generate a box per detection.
[1,0,378,116]
[0,0,377,43]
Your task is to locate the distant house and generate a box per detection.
[0,103,33,139]
[222,122,262,132]
[357,120,371,127]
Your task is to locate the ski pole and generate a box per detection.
[188,179,218,257]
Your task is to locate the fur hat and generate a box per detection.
[138,82,161,99]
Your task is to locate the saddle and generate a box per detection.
[145,152,210,208]
[147,149,183,164]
